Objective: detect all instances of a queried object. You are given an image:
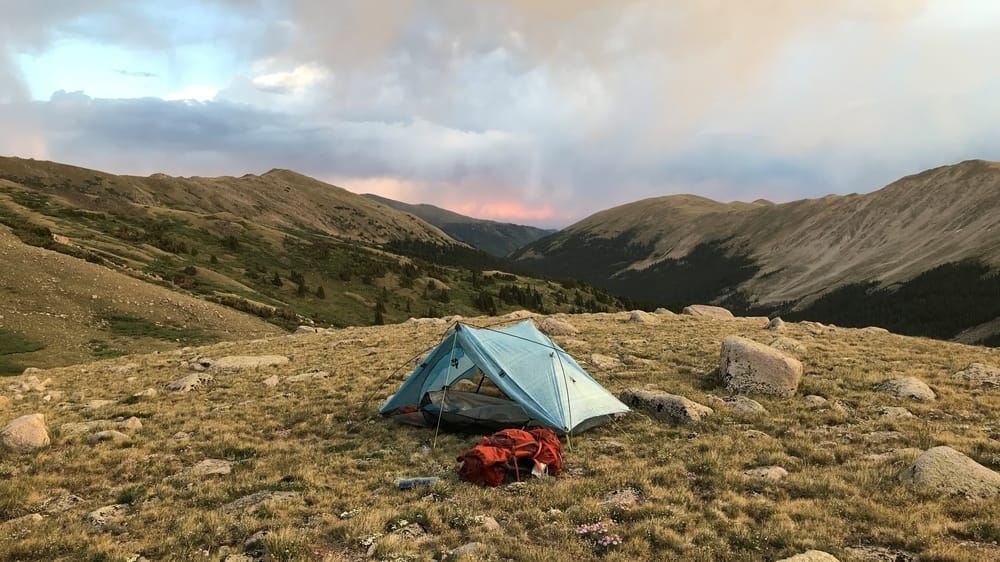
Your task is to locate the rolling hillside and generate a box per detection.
[514,160,1000,344]
[0,157,625,371]
[363,193,555,257]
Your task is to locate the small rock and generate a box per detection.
[765,317,785,331]
[294,325,318,334]
[877,377,935,401]
[601,487,643,509]
[84,399,116,409]
[192,459,233,477]
[87,430,130,445]
[166,373,213,392]
[133,388,158,399]
[953,363,1000,388]
[861,326,890,334]
[654,308,675,315]
[285,370,330,383]
[817,440,838,449]
[627,310,659,324]
[449,542,485,558]
[479,516,501,532]
[769,336,806,355]
[743,429,770,439]
[879,406,914,418]
[86,504,128,528]
[172,431,190,440]
[707,394,767,414]
[121,417,143,431]
[537,317,579,336]
[1,413,50,453]
[776,551,840,562]
[42,493,85,513]
[743,466,788,481]
[620,389,713,423]
[262,375,280,387]
[804,395,828,405]
[681,304,733,318]
[720,336,803,396]
[6,513,44,527]
[900,446,1000,498]
[590,353,623,371]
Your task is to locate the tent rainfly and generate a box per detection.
[378,320,629,435]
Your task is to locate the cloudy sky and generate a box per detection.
[2,1,999,227]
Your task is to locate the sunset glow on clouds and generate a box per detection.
[2,1,1000,227]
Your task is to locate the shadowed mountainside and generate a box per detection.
[514,160,1000,344]
[363,193,556,257]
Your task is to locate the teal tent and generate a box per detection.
[378,320,629,435]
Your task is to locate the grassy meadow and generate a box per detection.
[1,312,999,561]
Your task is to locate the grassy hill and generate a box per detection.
[363,193,556,257]
[1,313,997,560]
[0,157,624,372]
[514,160,1000,345]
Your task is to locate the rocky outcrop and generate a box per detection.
[719,336,803,396]
[1,413,50,453]
[953,363,1000,387]
[166,373,213,392]
[877,377,935,401]
[538,317,579,336]
[765,317,785,331]
[627,310,658,324]
[620,389,713,423]
[900,446,1000,498]
[681,304,733,318]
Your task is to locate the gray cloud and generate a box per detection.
[3,1,1000,227]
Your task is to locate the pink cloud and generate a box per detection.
[447,200,557,223]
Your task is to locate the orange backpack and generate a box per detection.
[457,428,564,487]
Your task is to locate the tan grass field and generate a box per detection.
[1,312,999,561]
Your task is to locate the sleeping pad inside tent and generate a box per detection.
[378,320,629,435]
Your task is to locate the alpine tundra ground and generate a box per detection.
[1,311,999,561]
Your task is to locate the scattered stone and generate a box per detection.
[800,321,828,335]
[844,545,915,562]
[42,493,85,513]
[7,375,50,393]
[132,388,157,399]
[537,317,579,336]
[285,370,330,383]
[479,516,501,532]
[590,353,623,371]
[877,377,935,401]
[817,441,838,449]
[222,555,253,562]
[862,431,903,445]
[220,491,299,513]
[601,487,643,509]
[122,417,143,431]
[743,429,770,439]
[59,421,103,435]
[86,504,128,528]
[620,388,713,424]
[448,542,485,559]
[84,399,116,409]
[21,367,43,376]
[166,373,213,392]
[707,394,767,414]
[42,391,64,402]
[654,308,675,315]
[720,336,803,396]
[765,317,785,331]
[900,446,1000,498]
[87,430,130,445]
[192,459,233,477]
[391,522,427,539]
[504,310,535,320]
[294,325,318,334]
[804,395,828,405]
[776,551,840,562]
[262,375,280,387]
[172,431,190,440]
[681,304,734,318]
[953,363,1000,388]
[861,326,890,334]
[210,355,290,371]
[404,317,447,326]
[600,440,627,454]
[628,310,659,324]
[1,413,50,453]
[879,406,914,418]
[769,336,806,355]
[125,555,151,562]
[743,466,788,481]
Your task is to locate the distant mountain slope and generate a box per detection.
[514,160,1000,344]
[0,157,625,369]
[364,193,555,256]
